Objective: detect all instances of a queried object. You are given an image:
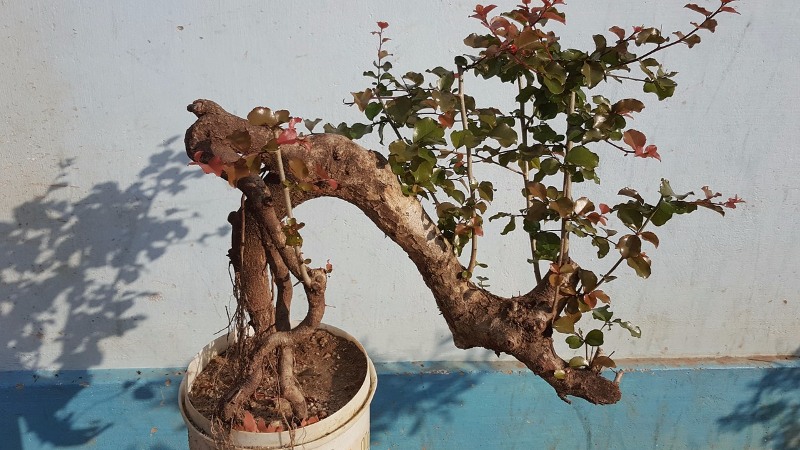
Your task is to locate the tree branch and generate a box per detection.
[185,99,621,405]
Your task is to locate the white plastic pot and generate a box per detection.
[179,323,377,449]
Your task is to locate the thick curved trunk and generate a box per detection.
[185,99,621,405]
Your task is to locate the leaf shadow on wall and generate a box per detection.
[717,349,800,450]
[0,136,197,449]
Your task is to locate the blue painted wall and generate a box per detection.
[2,360,798,449]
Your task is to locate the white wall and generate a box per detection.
[1,1,797,371]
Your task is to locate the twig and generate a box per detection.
[458,72,479,276]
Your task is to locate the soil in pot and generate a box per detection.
[189,328,368,430]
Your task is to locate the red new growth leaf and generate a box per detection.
[189,151,225,177]
[255,417,269,433]
[241,411,258,432]
[599,203,611,214]
[438,112,456,129]
[623,129,661,161]
[720,6,740,14]
[277,117,303,146]
[471,4,498,20]
[377,21,389,30]
[586,212,608,226]
[723,195,745,209]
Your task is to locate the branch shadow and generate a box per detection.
[367,335,489,446]
[716,349,800,450]
[0,136,197,449]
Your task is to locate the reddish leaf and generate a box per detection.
[623,130,661,161]
[685,3,712,16]
[612,98,645,116]
[618,187,644,203]
[471,4,497,20]
[277,117,302,145]
[265,421,284,433]
[438,112,456,129]
[586,212,607,226]
[189,151,225,177]
[377,21,389,29]
[723,195,745,209]
[542,10,566,24]
[691,18,718,32]
[609,26,625,40]
[242,411,258,432]
[720,6,740,14]
[300,415,321,427]
[599,203,611,214]
[591,355,617,369]
[640,231,659,248]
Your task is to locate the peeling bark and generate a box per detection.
[185,99,621,414]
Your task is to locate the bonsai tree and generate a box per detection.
[184,0,743,433]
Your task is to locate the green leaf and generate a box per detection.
[592,305,613,322]
[490,123,518,147]
[659,179,693,200]
[403,71,424,86]
[539,157,562,176]
[627,255,652,278]
[553,314,579,334]
[582,61,605,88]
[585,329,604,346]
[614,319,642,338]
[413,118,445,145]
[644,77,677,100]
[303,118,322,132]
[617,234,642,258]
[566,335,584,349]
[451,129,477,149]
[534,231,561,261]
[501,216,516,235]
[569,356,589,369]
[650,201,676,226]
[592,236,610,258]
[542,75,565,94]
[478,181,494,202]
[365,102,382,121]
[616,205,644,229]
[579,269,599,292]
[565,146,599,170]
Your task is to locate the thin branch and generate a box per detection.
[458,72,479,276]
[551,90,577,320]
[518,76,542,284]
[274,148,313,286]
